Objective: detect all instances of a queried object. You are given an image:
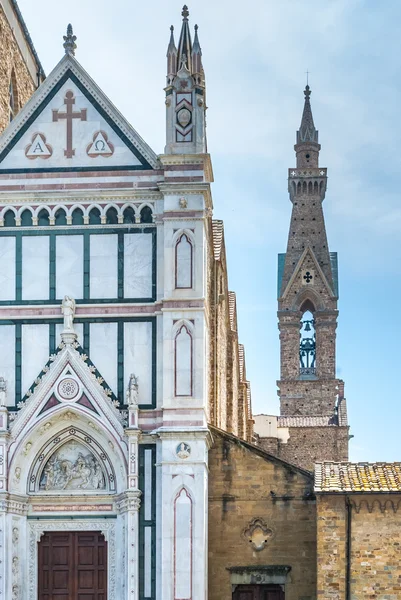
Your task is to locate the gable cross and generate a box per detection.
[52,91,87,158]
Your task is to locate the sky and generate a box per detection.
[16,0,401,462]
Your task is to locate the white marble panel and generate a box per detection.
[56,235,84,299]
[124,322,152,405]
[0,79,143,170]
[55,323,84,348]
[0,325,15,405]
[22,236,49,300]
[0,237,15,300]
[144,526,152,598]
[90,234,118,299]
[175,234,192,289]
[89,322,118,394]
[174,489,192,600]
[144,449,152,521]
[21,324,49,395]
[175,325,192,396]
[124,233,153,298]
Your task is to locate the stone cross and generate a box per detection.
[52,91,87,158]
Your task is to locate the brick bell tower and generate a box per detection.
[276,85,349,469]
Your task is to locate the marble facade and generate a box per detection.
[0,9,215,600]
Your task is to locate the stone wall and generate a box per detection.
[208,219,253,441]
[0,5,38,132]
[273,426,348,472]
[317,493,401,600]
[209,429,317,600]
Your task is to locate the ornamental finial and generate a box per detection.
[182,5,189,19]
[304,84,311,99]
[63,23,77,56]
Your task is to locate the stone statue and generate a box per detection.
[126,374,139,406]
[0,377,6,406]
[61,295,76,332]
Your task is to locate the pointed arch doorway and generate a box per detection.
[38,531,107,599]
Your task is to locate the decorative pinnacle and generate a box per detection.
[182,5,189,19]
[304,84,311,99]
[63,23,77,56]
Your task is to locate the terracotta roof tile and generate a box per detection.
[228,291,236,331]
[212,220,224,261]
[279,415,337,427]
[315,462,401,493]
[238,344,245,382]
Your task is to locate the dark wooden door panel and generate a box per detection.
[233,585,285,600]
[38,530,107,600]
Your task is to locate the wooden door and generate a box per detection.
[38,531,107,600]
[233,585,285,600]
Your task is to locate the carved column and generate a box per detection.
[117,492,141,600]
[0,405,8,493]
[124,426,141,600]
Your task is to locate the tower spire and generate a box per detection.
[192,24,203,77]
[297,85,318,144]
[164,6,207,155]
[273,86,348,471]
[63,24,77,56]
[177,5,192,72]
[166,25,178,80]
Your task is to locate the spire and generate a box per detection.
[192,24,203,76]
[297,85,318,144]
[166,25,178,79]
[167,25,177,55]
[164,6,207,155]
[63,24,77,56]
[177,5,192,72]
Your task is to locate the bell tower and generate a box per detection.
[275,85,349,468]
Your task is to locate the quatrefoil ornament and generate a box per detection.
[243,518,275,552]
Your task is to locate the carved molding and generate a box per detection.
[352,498,401,514]
[115,491,142,514]
[28,519,116,600]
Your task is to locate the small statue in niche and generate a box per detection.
[126,374,139,406]
[0,377,6,406]
[61,295,76,332]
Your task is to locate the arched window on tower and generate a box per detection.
[175,233,193,289]
[299,308,316,378]
[174,323,193,396]
[9,70,18,122]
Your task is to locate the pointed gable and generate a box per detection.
[10,340,125,442]
[281,246,336,302]
[0,54,160,173]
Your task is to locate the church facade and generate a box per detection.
[0,8,252,600]
[1,5,401,600]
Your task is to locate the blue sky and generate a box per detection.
[17,0,401,462]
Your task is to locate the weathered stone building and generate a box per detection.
[254,85,349,472]
[0,0,44,132]
[315,462,401,600]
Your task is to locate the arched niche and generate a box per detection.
[27,427,117,494]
